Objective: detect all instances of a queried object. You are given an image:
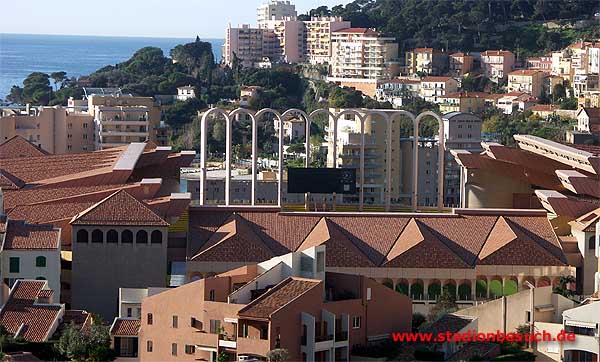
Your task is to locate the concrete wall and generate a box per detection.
[72,225,168,320]
[0,249,61,301]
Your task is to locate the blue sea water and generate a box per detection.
[0,33,224,100]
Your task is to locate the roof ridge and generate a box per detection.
[415,220,473,266]
[504,217,567,265]
[478,216,517,260]
[295,217,330,252]
[324,218,379,266]
[384,218,423,263]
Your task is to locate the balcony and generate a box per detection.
[315,334,333,342]
[237,337,270,357]
[335,331,348,341]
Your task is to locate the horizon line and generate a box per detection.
[0,32,225,41]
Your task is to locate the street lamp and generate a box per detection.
[524,280,535,350]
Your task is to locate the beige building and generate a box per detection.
[579,89,600,108]
[449,52,474,77]
[257,0,296,28]
[551,50,573,82]
[438,91,487,114]
[264,17,305,63]
[303,17,351,64]
[508,69,545,98]
[480,50,515,82]
[329,28,398,80]
[0,106,94,154]
[223,24,280,67]
[419,76,459,103]
[405,48,448,76]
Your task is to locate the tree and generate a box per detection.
[553,275,576,298]
[267,348,289,362]
[57,321,115,362]
[50,71,67,91]
[412,313,427,332]
[212,121,226,142]
[216,351,229,362]
[427,287,458,322]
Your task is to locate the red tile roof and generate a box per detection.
[0,169,25,190]
[333,27,379,36]
[0,136,49,160]
[441,91,490,99]
[9,202,96,224]
[54,310,92,338]
[509,69,543,76]
[481,50,514,57]
[189,209,567,268]
[2,220,60,250]
[422,76,454,82]
[0,280,62,342]
[110,318,140,336]
[70,190,168,226]
[238,277,320,319]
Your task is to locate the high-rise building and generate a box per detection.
[304,17,351,65]
[264,17,305,63]
[257,0,297,28]
[329,28,398,80]
[222,24,281,67]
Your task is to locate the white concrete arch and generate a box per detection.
[229,108,258,205]
[388,111,417,210]
[254,108,284,207]
[415,111,445,211]
[362,110,392,211]
[200,108,232,206]
[281,108,312,168]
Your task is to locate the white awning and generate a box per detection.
[565,320,597,329]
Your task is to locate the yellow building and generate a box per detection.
[303,17,350,64]
[438,92,487,114]
[405,48,448,76]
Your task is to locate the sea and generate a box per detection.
[0,33,224,100]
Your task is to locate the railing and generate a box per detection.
[335,331,348,341]
[315,334,334,342]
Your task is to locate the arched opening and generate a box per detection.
[522,276,536,289]
[428,280,441,301]
[35,256,46,268]
[537,276,551,287]
[489,277,503,299]
[76,229,88,243]
[589,236,596,250]
[136,230,148,244]
[476,277,488,299]
[395,279,409,295]
[458,281,471,301]
[36,276,46,280]
[91,229,103,243]
[122,230,133,243]
[504,278,518,296]
[151,230,162,244]
[443,280,457,298]
[410,280,424,300]
[107,229,118,243]
[382,278,393,289]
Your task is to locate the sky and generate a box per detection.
[0,0,354,39]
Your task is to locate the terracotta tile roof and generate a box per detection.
[9,202,96,224]
[2,220,60,250]
[110,318,140,336]
[481,50,513,57]
[0,280,62,342]
[413,48,434,53]
[384,219,470,268]
[531,104,559,112]
[296,218,375,267]
[54,310,92,337]
[0,136,49,160]
[189,210,568,268]
[570,208,600,232]
[441,91,490,99]
[0,169,25,190]
[509,69,543,76]
[421,76,453,83]
[421,314,474,336]
[238,277,320,319]
[447,342,500,361]
[386,78,421,84]
[70,190,168,226]
[192,214,275,262]
[333,27,379,36]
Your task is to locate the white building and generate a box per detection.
[561,302,600,362]
[257,0,297,28]
[419,76,459,103]
[176,85,195,101]
[118,287,169,319]
[274,117,306,141]
[93,105,150,149]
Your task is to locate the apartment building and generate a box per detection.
[496,92,536,114]
[329,28,398,80]
[573,74,599,98]
[508,69,545,98]
[141,246,412,362]
[438,91,487,114]
[405,48,448,76]
[579,90,600,108]
[449,52,474,77]
[257,0,296,28]
[526,56,552,73]
[304,17,351,64]
[551,50,573,82]
[376,78,421,107]
[419,76,459,103]
[264,17,305,63]
[274,117,305,141]
[223,24,280,67]
[0,106,94,154]
[480,50,515,82]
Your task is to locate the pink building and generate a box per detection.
[480,50,515,82]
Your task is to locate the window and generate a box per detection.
[146,340,153,352]
[136,230,148,244]
[589,236,596,250]
[316,251,325,272]
[76,229,88,243]
[147,313,153,325]
[241,323,248,338]
[35,256,46,267]
[36,276,46,280]
[209,289,215,301]
[185,345,195,355]
[107,229,118,243]
[9,257,19,273]
[352,316,361,329]
[260,326,268,340]
[209,319,221,334]
[171,343,177,356]
[127,308,132,318]
[367,288,372,301]
[122,230,133,243]
[172,315,178,328]
[91,229,103,243]
[151,230,162,244]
